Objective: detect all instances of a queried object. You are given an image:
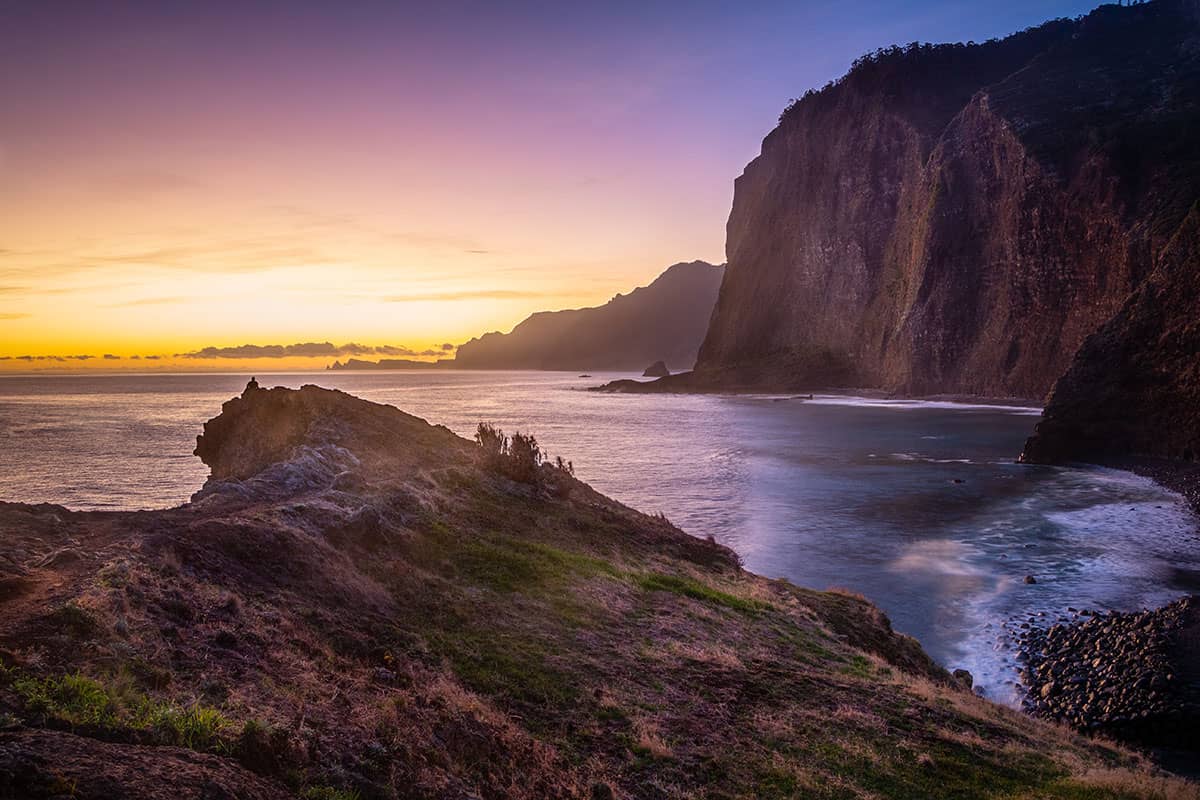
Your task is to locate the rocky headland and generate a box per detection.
[0,382,1192,798]
[608,1,1200,470]
[452,261,723,372]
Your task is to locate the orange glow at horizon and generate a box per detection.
[1,1,1097,371]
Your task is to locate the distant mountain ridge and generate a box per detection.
[451,260,724,372]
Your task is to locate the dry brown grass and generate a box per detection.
[663,639,746,670]
[1074,768,1200,800]
[631,715,674,759]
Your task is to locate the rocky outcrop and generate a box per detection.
[194,381,467,484]
[688,1,1200,402]
[452,261,723,372]
[642,360,670,378]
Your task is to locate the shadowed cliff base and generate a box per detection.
[591,346,861,394]
[1,382,1195,798]
[1021,203,1200,472]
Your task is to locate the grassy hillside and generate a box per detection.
[0,384,1193,799]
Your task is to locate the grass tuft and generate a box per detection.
[637,573,768,614]
[12,670,231,752]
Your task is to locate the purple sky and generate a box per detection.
[0,0,1100,364]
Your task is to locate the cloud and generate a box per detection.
[0,313,30,320]
[143,355,161,360]
[178,342,435,359]
[383,289,553,302]
[106,296,187,308]
[0,205,492,284]
[66,355,94,360]
[440,343,454,351]
[103,354,120,360]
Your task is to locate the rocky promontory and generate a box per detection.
[0,382,1189,798]
[452,261,723,372]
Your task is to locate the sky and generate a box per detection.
[0,0,1098,371]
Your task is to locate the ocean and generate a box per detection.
[2,370,1198,705]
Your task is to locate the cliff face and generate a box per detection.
[1022,204,1200,464]
[695,1,1200,401]
[453,260,723,372]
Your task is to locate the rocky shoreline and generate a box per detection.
[1118,458,1200,516]
[1017,597,1200,769]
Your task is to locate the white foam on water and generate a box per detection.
[889,452,973,464]
[890,539,987,578]
[951,467,1200,707]
[802,395,1043,415]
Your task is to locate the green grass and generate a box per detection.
[427,627,576,710]
[12,670,231,752]
[637,573,768,614]
[795,735,1064,800]
[410,522,619,596]
[841,654,874,678]
[14,673,115,728]
[147,702,230,750]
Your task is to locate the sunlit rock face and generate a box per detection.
[695,1,1200,403]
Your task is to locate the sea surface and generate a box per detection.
[2,370,1199,704]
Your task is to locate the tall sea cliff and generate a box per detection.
[690,0,1200,455]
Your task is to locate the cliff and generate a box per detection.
[0,382,1183,798]
[1022,203,1200,464]
[688,0,1200,402]
[452,261,723,372]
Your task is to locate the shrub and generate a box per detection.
[474,422,507,463]
[475,423,573,484]
[45,604,100,639]
[505,431,542,482]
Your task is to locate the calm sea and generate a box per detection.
[2,370,1198,703]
